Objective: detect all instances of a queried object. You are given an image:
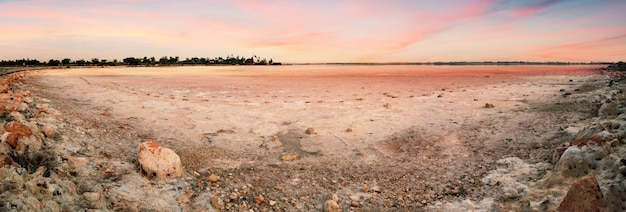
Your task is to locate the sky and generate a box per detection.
[0,0,625,63]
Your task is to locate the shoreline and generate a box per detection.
[1,66,623,210]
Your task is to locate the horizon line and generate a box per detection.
[0,57,622,65]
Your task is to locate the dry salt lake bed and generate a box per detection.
[2,64,626,211]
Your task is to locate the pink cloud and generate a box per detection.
[354,0,495,55]
[1,8,88,25]
[512,7,544,17]
[253,32,335,48]
[492,0,563,17]
[533,33,626,61]
[1,0,623,63]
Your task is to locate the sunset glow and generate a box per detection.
[1,0,625,63]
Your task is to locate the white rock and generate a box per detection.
[83,192,106,209]
[42,124,58,139]
[35,103,49,113]
[324,200,340,212]
[8,111,25,123]
[137,141,183,180]
[556,145,603,178]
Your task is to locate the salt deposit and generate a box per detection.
[2,65,623,211]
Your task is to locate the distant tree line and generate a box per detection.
[0,55,281,67]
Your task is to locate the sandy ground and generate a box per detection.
[21,65,608,210]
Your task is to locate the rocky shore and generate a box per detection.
[0,66,625,211]
[432,68,626,211]
[0,72,194,211]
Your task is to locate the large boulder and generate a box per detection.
[557,175,604,211]
[137,141,183,180]
[555,136,607,178]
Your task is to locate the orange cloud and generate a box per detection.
[533,33,626,61]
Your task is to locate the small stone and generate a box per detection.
[83,192,105,209]
[503,187,521,199]
[384,200,393,207]
[281,154,299,161]
[326,193,339,202]
[557,175,604,211]
[0,102,17,114]
[450,188,460,195]
[211,196,224,210]
[17,103,28,112]
[23,97,33,104]
[42,124,58,139]
[102,111,110,116]
[484,103,495,108]
[185,189,194,196]
[176,195,190,203]
[0,154,19,168]
[8,111,25,123]
[83,192,102,201]
[137,141,183,180]
[36,103,49,113]
[67,155,89,176]
[383,103,392,109]
[324,200,340,212]
[305,127,316,135]
[437,94,444,98]
[256,195,264,205]
[207,174,220,183]
[217,129,236,134]
[346,128,353,132]
[350,201,359,207]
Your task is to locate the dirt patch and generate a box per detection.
[276,130,321,156]
[381,127,443,156]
